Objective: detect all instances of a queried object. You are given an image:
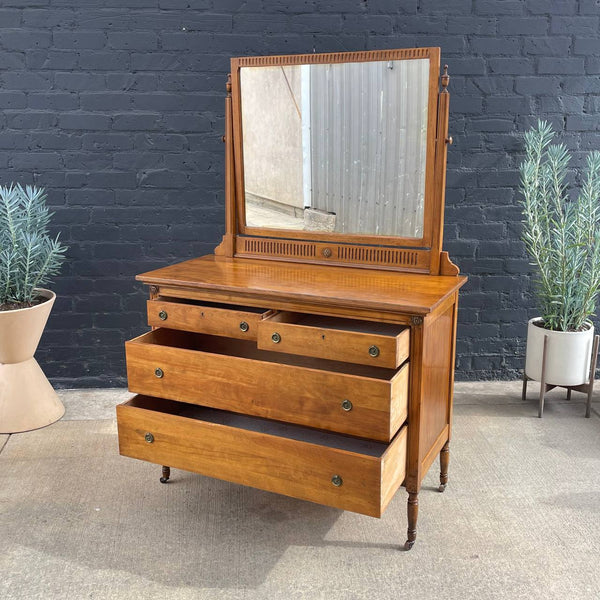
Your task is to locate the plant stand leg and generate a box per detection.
[538,334,549,419]
[404,491,419,551]
[522,370,528,401]
[160,466,170,484]
[586,335,599,418]
[566,388,572,401]
[439,441,450,493]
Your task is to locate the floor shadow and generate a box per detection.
[0,425,405,591]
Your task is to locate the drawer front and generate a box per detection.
[257,312,409,369]
[126,330,408,442]
[147,299,270,341]
[117,397,408,518]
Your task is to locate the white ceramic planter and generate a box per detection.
[0,289,64,433]
[525,317,594,387]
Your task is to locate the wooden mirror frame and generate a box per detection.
[216,47,458,276]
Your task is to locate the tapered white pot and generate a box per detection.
[525,318,594,387]
[0,289,64,433]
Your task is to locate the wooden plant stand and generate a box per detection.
[522,334,600,418]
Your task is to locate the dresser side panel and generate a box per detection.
[418,303,454,462]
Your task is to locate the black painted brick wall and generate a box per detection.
[1,1,599,386]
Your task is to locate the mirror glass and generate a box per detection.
[240,58,430,238]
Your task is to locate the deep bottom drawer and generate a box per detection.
[117,395,407,518]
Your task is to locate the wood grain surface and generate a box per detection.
[147,298,271,340]
[257,311,409,369]
[137,255,466,316]
[117,396,408,517]
[126,329,408,442]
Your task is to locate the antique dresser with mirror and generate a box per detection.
[116,47,466,550]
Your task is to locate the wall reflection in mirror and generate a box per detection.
[241,59,429,238]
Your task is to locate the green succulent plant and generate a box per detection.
[0,184,68,308]
[520,120,600,332]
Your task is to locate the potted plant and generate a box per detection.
[520,121,600,388]
[0,184,68,433]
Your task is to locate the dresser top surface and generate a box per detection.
[137,255,467,315]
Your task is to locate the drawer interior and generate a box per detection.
[265,312,407,336]
[133,328,400,380]
[127,395,390,457]
[154,297,269,314]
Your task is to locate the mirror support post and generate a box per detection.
[215,73,236,258]
[429,65,453,275]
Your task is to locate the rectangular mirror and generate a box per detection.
[239,56,431,238]
[223,49,449,272]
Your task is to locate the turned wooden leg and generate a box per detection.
[160,465,170,484]
[521,370,528,401]
[404,491,419,551]
[439,441,450,492]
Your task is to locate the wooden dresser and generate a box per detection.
[117,48,466,550]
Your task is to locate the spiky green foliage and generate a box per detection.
[520,121,600,332]
[0,184,67,306]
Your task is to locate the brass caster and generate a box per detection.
[160,466,170,483]
[404,540,415,551]
[438,483,446,493]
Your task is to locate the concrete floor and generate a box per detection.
[1,383,599,600]
[246,201,305,230]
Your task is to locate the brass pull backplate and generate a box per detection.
[331,475,343,487]
[154,368,164,378]
[158,310,168,321]
[368,345,380,358]
[341,399,353,411]
[144,432,154,444]
[239,321,249,332]
[271,332,281,344]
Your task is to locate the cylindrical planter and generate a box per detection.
[0,289,64,434]
[525,317,594,387]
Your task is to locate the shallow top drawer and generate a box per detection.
[147,298,272,340]
[257,312,409,369]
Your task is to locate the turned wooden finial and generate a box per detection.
[226,73,232,96]
[441,64,449,93]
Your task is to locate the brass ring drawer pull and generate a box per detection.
[239,321,249,332]
[154,368,164,378]
[331,475,343,487]
[144,432,154,444]
[368,345,380,358]
[341,399,353,411]
[158,310,168,321]
[271,332,281,344]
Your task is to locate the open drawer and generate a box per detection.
[257,312,410,369]
[126,329,409,442]
[147,298,272,341]
[117,396,407,518]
